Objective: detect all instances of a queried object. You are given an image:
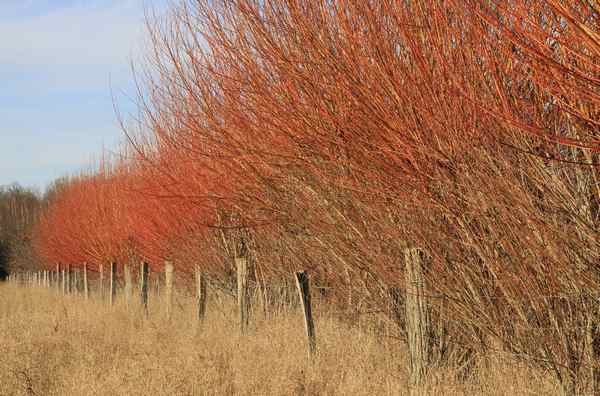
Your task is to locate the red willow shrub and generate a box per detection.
[35,170,132,272]
[133,0,600,388]
[34,0,600,391]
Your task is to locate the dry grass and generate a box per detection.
[0,282,562,395]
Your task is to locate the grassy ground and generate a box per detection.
[0,282,562,395]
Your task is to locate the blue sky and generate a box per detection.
[0,0,168,191]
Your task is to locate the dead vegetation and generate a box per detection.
[0,282,567,395]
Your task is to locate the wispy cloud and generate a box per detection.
[0,0,168,189]
[0,0,155,90]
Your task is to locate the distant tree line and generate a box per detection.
[0,183,46,279]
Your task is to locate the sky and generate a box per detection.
[0,0,169,192]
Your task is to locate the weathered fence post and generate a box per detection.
[236,257,250,333]
[295,271,316,358]
[83,263,89,300]
[61,268,66,295]
[73,269,80,293]
[140,261,149,315]
[195,265,207,322]
[67,264,72,294]
[165,262,174,320]
[55,264,60,292]
[404,248,431,396]
[109,262,117,306]
[124,264,132,308]
[99,263,104,299]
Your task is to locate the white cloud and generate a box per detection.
[0,0,163,92]
[0,1,168,189]
[0,1,147,67]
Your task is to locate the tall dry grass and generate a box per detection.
[0,282,564,395]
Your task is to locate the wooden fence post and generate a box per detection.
[61,268,66,295]
[295,271,316,358]
[236,257,250,333]
[404,248,431,395]
[109,262,117,306]
[140,261,149,315]
[99,263,104,299]
[55,264,60,292]
[74,269,80,293]
[124,264,132,308]
[165,262,174,320]
[67,264,72,294]
[155,273,160,297]
[83,263,89,300]
[195,265,207,322]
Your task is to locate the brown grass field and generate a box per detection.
[0,282,567,395]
